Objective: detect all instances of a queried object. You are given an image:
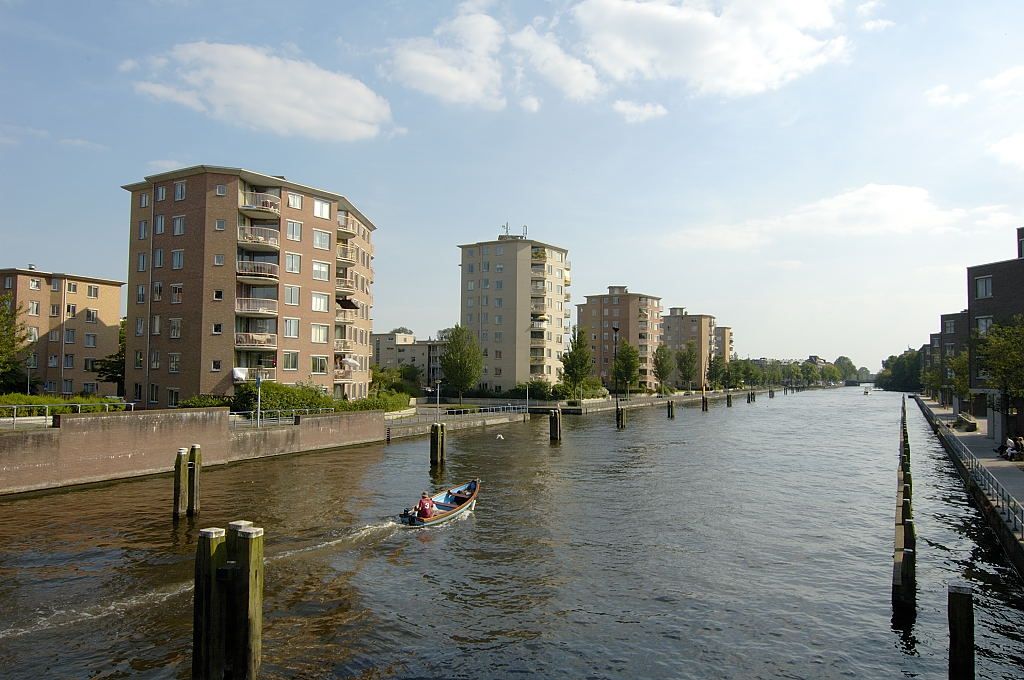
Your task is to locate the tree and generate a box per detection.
[390,326,414,335]
[92,318,126,396]
[821,364,842,384]
[436,327,455,341]
[783,362,803,385]
[675,342,698,390]
[399,363,423,385]
[857,366,872,382]
[975,317,1024,435]
[875,349,921,392]
[834,356,858,381]
[707,354,724,388]
[920,363,943,398]
[438,324,483,404]
[801,361,821,385]
[370,365,401,395]
[0,293,29,375]
[652,345,675,393]
[560,325,593,397]
[612,341,640,396]
[765,360,783,386]
[949,352,971,405]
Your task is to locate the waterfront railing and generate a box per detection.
[229,408,335,428]
[0,401,134,429]
[386,405,528,428]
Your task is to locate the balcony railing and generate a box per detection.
[530,336,546,347]
[335,309,356,323]
[234,332,278,348]
[531,304,546,314]
[531,321,546,330]
[529,354,546,364]
[237,226,281,250]
[335,276,357,294]
[337,214,359,237]
[336,245,358,264]
[333,368,355,382]
[531,250,548,261]
[333,338,355,353]
[240,192,281,215]
[232,366,277,383]
[236,261,280,280]
[235,298,278,315]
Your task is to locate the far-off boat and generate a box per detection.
[399,479,480,527]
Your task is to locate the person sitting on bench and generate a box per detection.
[450,488,472,505]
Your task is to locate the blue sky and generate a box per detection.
[2,0,1023,370]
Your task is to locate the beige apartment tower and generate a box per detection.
[714,326,734,362]
[123,166,375,408]
[2,267,123,397]
[661,308,716,390]
[576,286,662,392]
[458,233,571,392]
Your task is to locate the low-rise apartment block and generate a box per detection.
[661,308,716,390]
[1,266,123,396]
[371,331,447,386]
[576,286,662,391]
[122,165,375,408]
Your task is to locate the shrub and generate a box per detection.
[336,390,411,412]
[232,381,335,413]
[178,394,233,409]
[0,393,130,416]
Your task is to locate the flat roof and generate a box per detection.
[0,267,124,286]
[122,164,376,231]
[457,236,568,253]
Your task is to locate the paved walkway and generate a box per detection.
[913,396,1024,506]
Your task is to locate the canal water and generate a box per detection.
[0,388,1022,678]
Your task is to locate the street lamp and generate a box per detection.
[255,358,264,428]
[612,324,620,407]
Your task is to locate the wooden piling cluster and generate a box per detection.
[430,422,446,465]
[726,394,733,407]
[193,521,265,680]
[667,400,675,419]
[549,409,562,441]
[893,397,917,609]
[173,444,202,519]
[615,405,626,429]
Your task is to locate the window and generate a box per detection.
[313,229,331,250]
[3,276,11,288]
[311,355,328,374]
[84,308,96,324]
[27,327,38,341]
[945,319,955,334]
[215,218,226,231]
[51,279,61,291]
[975,276,992,299]
[282,351,299,370]
[149,384,159,403]
[64,329,75,344]
[283,318,299,338]
[28,301,39,316]
[62,379,74,394]
[312,261,330,281]
[171,250,184,269]
[213,289,224,301]
[66,304,76,317]
[168,353,181,373]
[48,354,58,367]
[83,333,96,348]
[133,383,142,401]
[153,249,164,268]
[138,220,148,239]
[137,252,148,272]
[49,304,59,317]
[467,263,475,273]
[30,278,40,290]
[287,193,303,209]
[313,198,330,219]
[167,388,180,407]
[150,349,160,369]
[155,215,165,234]
[137,284,147,304]
[944,342,955,357]
[495,314,503,325]
[140,192,149,208]
[67,281,77,293]
[63,353,74,369]
[151,315,161,335]
[174,180,186,201]
[156,186,166,201]
[287,220,302,241]
[285,253,301,273]
[213,254,225,266]
[26,352,37,367]
[212,323,223,335]
[467,281,475,290]
[977,316,993,334]
[84,358,96,371]
[311,292,329,312]
[135,317,144,336]
[211,360,222,372]
[152,281,163,301]
[172,216,185,235]
[284,285,300,305]
[311,324,329,343]
[215,184,227,196]
[169,318,181,339]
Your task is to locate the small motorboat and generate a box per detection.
[399,479,481,527]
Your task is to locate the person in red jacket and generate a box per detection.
[416,492,436,519]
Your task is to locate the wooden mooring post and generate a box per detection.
[667,400,675,419]
[726,394,733,407]
[701,396,709,412]
[173,447,189,519]
[615,405,626,430]
[549,409,562,441]
[188,444,202,517]
[193,522,265,680]
[430,423,446,465]
[948,583,975,680]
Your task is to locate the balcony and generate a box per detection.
[235,298,278,317]
[531,249,548,261]
[529,353,546,365]
[333,338,355,353]
[337,214,359,239]
[563,272,571,286]
[236,260,279,283]
[563,293,571,301]
[232,366,277,383]
[530,336,546,347]
[564,260,571,271]
[234,332,277,349]
[237,226,280,252]
[335,275,357,295]
[335,309,356,324]
[530,283,546,294]
[531,267,545,280]
[531,320,546,330]
[333,368,355,383]
[563,309,571,318]
[336,245,357,266]
[531,303,546,315]
[239,192,281,218]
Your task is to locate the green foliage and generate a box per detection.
[706,354,725,388]
[438,324,483,403]
[821,364,842,384]
[560,325,593,393]
[0,294,30,378]
[232,381,336,412]
[801,361,821,384]
[857,366,872,382]
[92,318,126,396]
[505,378,556,400]
[652,345,674,392]
[0,393,129,415]
[335,390,411,412]
[875,349,922,392]
[178,394,233,408]
[612,341,640,393]
[674,342,698,389]
[921,363,943,395]
[370,365,402,396]
[833,356,858,381]
[976,315,1024,399]
[949,352,971,402]
[765,360,783,385]
[390,326,414,334]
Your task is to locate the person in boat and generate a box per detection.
[450,487,473,505]
[416,492,436,519]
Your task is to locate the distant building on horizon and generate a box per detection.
[1,265,123,397]
[371,330,447,386]
[576,285,662,392]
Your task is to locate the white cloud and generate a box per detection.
[924,84,969,107]
[388,2,506,110]
[59,138,107,150]
[509,25,603,101]
[520,95,541,112]
[132,42,392,142]
[117,59,139,73]
[572,0,848,97]
[856,1,883,17]
[863,19,894,31]
[612,99,667,123]
[988,133,1024,170]
[980,65,1024,97]
[665,184,1016,250]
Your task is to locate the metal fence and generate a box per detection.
[228,408,336,429]
[0,401,135,429]
[385,405,528,428]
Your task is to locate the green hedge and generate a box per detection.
[0,393,129,416]
[177,394,233,409]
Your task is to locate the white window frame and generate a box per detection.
[313,198,330,219]
[283,318,300,338]
[174,180,186,201]
[286,220,302,241]
[312,261,330,281]
[172,215,185,236]
[285,252,301,274]
[287,193,303,209]
[311,323,329,343]
[312,229,332,250]
[311,355,328,374]
[311,292,329,312]
[284,285,300,306]
[282,350,299,371]
[171,250,184,270]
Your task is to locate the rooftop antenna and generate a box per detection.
[521,224,528,237]
[500,222,510,237]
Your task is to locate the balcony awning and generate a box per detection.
[341,357,360,369]
[336,297,360,309]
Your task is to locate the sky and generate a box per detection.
[2,0,1023,371]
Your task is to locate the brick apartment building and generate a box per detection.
[661,308,716,390]
[576,286,662,392]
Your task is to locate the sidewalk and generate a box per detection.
[915,396,1024,503]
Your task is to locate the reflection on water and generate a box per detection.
[0,389,1022,679]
